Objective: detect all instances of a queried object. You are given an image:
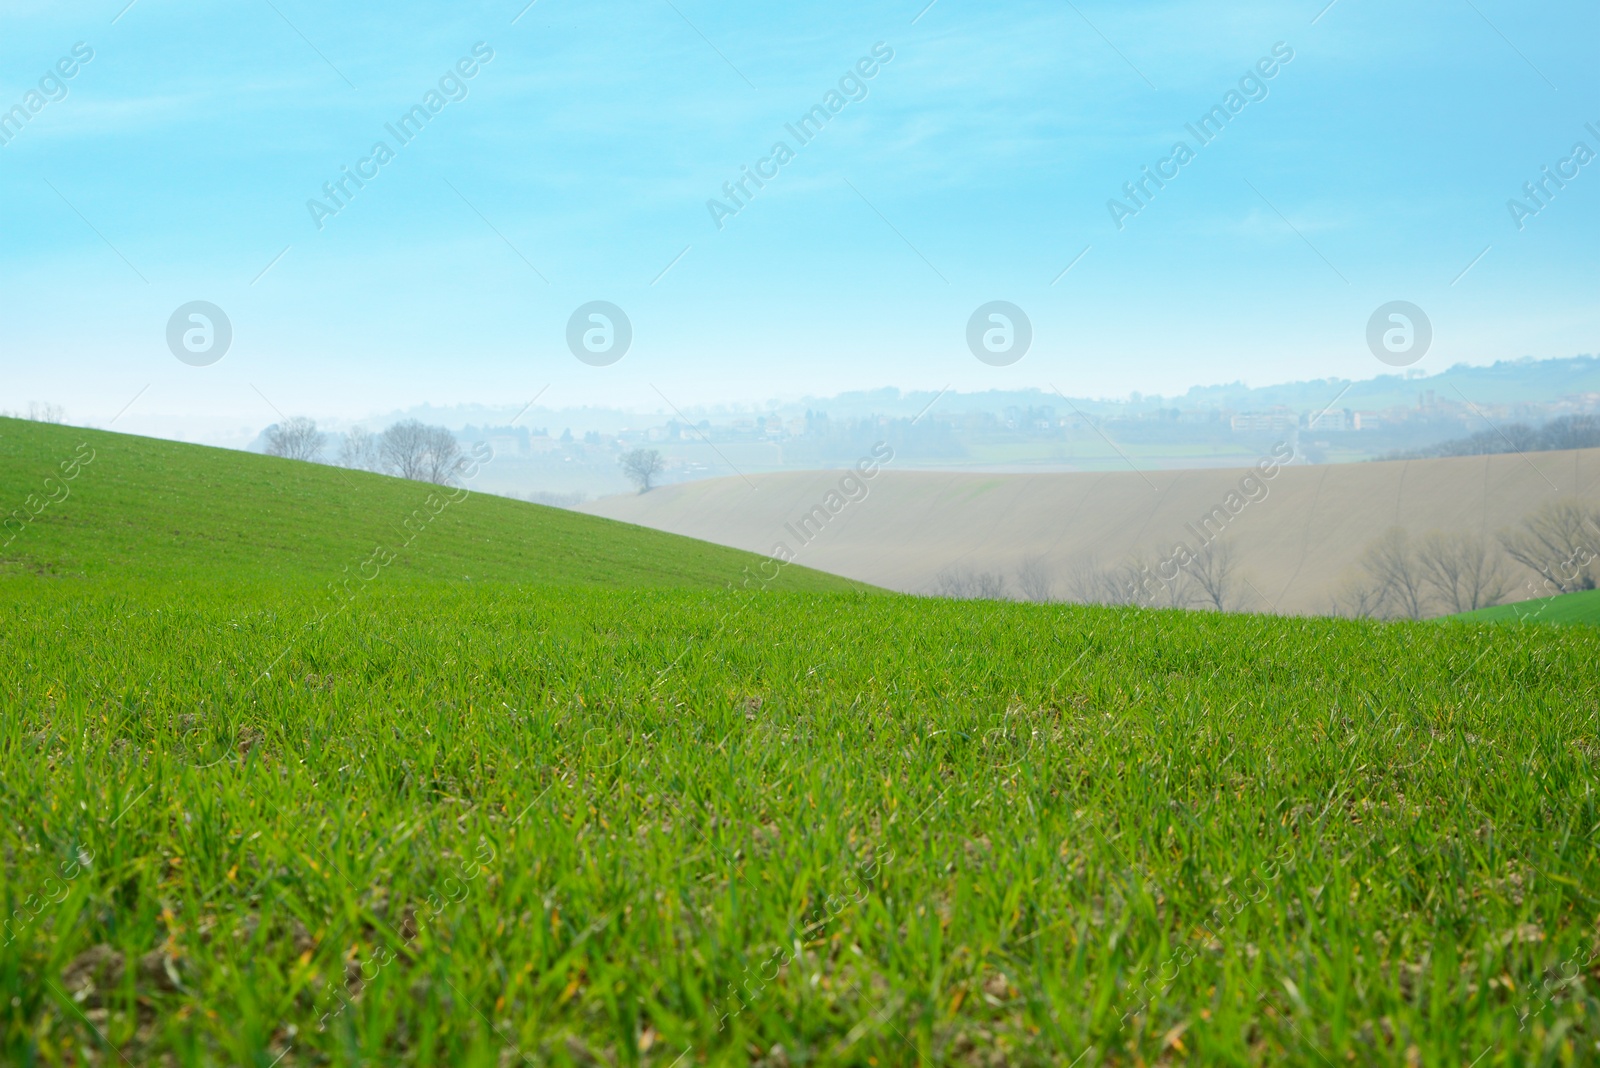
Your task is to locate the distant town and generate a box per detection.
[38,352,1562,502]
[429,358,1600,502]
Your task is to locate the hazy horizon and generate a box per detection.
[11,351,1600,452]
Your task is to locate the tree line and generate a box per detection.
[932,540,1251,611]
[262,417,465,485]
[1330,500,1600,618]
[265,417,672,495]
[928,498,1600,620]
[1380,414,1600,461]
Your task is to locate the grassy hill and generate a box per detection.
[0,417,860,591]
[1447,587,1600,625]
[2,418,1597,1065]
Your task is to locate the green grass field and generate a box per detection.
[0,417,860,591]
[2,419,1598,1066]
[1447,588,1600,627]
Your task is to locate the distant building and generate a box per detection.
[1231,409,1297,432]
[486,433,524,456]
[1305,408,1350,432]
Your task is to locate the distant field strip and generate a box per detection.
[582,448,1600,613]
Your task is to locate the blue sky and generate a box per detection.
[2,0,1596,439]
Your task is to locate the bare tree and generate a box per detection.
[970,571,1006,599]
[379,420,463,484]
[415,426,464,484]
[1065,557,1154,606]
[1015,555,1054,602]
[1416,532,1512,613]
[1358,527,1429,619]
[1499,500,1600,594]
[620,448,666,493]
[338,427,381,472]
[263,417,326,462]
[1124,551,1210,609]
[1329,576,1387,619]
[1064,558,1112,604]
[933,567,1006,600]
[0,402,63,422]
[1103,562,1140,605]
[1329,529,1510,619]
[1060,548,1227,612]
[1184,540,1241,611]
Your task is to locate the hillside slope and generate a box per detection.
[1447,587,1600,625]
[579,447,1600,612]
[0,418,861,591]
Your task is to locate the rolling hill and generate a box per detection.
[580,447,1600,613]
[0,417,861,592]
[1446,587,1600,625]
